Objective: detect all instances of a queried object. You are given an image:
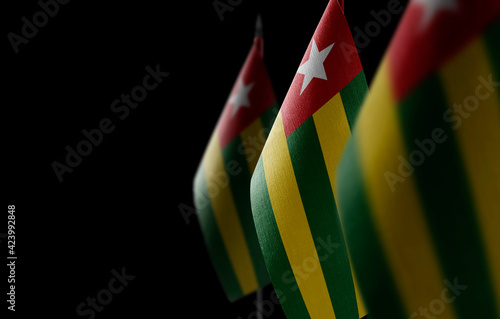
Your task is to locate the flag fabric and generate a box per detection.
[336,0,500,318]
[250,1,369,318]
[193,27,278,301]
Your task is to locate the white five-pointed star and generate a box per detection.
[229,79,254,116]
[413,0,457,28]
[296,40,335,95]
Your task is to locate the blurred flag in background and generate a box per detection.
[193,17,278,301]
[336,0,500,317]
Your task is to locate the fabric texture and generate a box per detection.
[250,1,369,318]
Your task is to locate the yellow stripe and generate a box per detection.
[313,93,367,317]
[440,38,500,310]
[202,132,258,294]
[355,59,456,319]
[313,93,351,195]
[239,118,265,175]
[262,112,336,319]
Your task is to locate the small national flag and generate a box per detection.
[336,0,500,318]
[193,17,278,301]
[250,1,368,318]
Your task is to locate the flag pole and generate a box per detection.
[255,14,264,57]
[254,14,265,318]
[255,14,263,38]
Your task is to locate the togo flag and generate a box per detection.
[193,17,278,301]
[250,1,368,318]
[336,0,500,318]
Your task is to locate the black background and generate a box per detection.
[4,0,407,317]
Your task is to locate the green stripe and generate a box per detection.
[260,102,280,137]
[250,157,311,319]
[193,165,243,300]
[398,74,498,318]
[336,136,407,319]
[339,70,369,130]
[222,136,270,288]
[286,117,359,319]
[483,18,500,88]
